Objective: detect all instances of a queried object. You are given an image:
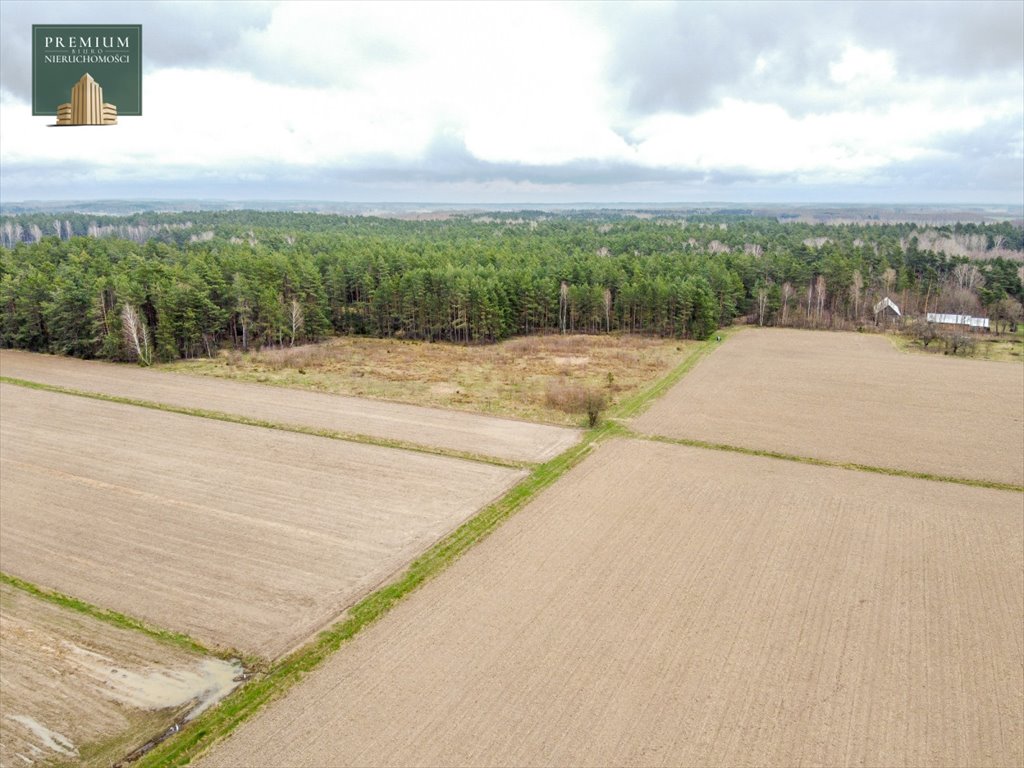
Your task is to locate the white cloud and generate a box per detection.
[829,45,896,85]
[0,0,1021,202]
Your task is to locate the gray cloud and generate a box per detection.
[600,1,1023,118]
[1,150,1016,205]
[0,0,275,101]
[2,1,1020,206]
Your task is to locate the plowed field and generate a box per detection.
[199,439,1023,767]
[0,384,522,659]
[0,350,579,464]
[0,583,240,768]
[633,328,1024,486]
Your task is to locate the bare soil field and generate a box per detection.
[0,349,579,464]
[633,327,1024,485]
[161,333,688,426]
[0,384,522,660]
[0,583,240,768]
[200,439,1023,768]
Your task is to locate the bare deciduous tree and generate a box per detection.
[756,281,772,326]
[882,267,897,295]
[815,275,827,325]
[849,270,863,321]
[289,298,304,346]
[121,302,152,366]
[781,282,794,325]
[951,263,984,292]
[603,287,612,332]
[559,280,569,334]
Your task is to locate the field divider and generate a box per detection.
[0,376,529,471]
[632,432,1024,493]
[0,572,247,662]
[611,328,737,420]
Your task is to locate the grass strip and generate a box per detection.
[611,330,735,420]
[133,424,611,768]
[0,573,223,659]
[0,376,528,470]
[636,433,1024,493]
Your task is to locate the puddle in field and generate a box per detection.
[5,715,77,758]
[63,642,245,720]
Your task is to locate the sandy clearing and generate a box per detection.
[0,384,522,659]
[633,328,1024,485]
[200,439,1023,768]
[0,350,580,464]
[0,583,240,768]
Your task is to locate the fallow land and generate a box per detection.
[634,327,1024,486]
[200,438,1023,768]
[163,333,689,427]
[0,383,522,659]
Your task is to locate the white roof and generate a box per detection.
[926,313,990,328]
[874,297,901,317]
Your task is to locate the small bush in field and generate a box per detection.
[545,381,608,427]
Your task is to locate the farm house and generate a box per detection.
[873,296,901,325]
[926,312,991,331]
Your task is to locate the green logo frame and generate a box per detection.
[32,24,142,116]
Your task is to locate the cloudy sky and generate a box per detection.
[1,0,1021,204]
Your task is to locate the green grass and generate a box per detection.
[0,376,528,470]
[634,433,1024,493]
[0,573,231,660]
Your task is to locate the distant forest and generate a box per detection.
[1,210,1021,362]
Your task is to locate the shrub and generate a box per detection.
[944,331,976,356]
[545,380,608,427]
[910,320,941,349]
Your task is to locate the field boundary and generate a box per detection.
[0,376,529,470]
[634,433,1024,493]
[611,329,736,420]
[0,573,236,660]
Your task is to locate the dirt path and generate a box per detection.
[0,384,522,660]
[0,583,241,768]
[199,439,1023,767]
[0,350,580,464]
[633,328,1024,486]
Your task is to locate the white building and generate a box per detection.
[926,312,990,330]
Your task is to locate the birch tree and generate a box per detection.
[121,302,152,366]
[849,270,863,321]
[289,298,304,346]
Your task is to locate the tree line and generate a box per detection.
[1,212,1020,363]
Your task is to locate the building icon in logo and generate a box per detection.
[56,73,117,125]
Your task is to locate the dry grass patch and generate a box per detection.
[163,334,690,426]
[891,328,1024,362]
